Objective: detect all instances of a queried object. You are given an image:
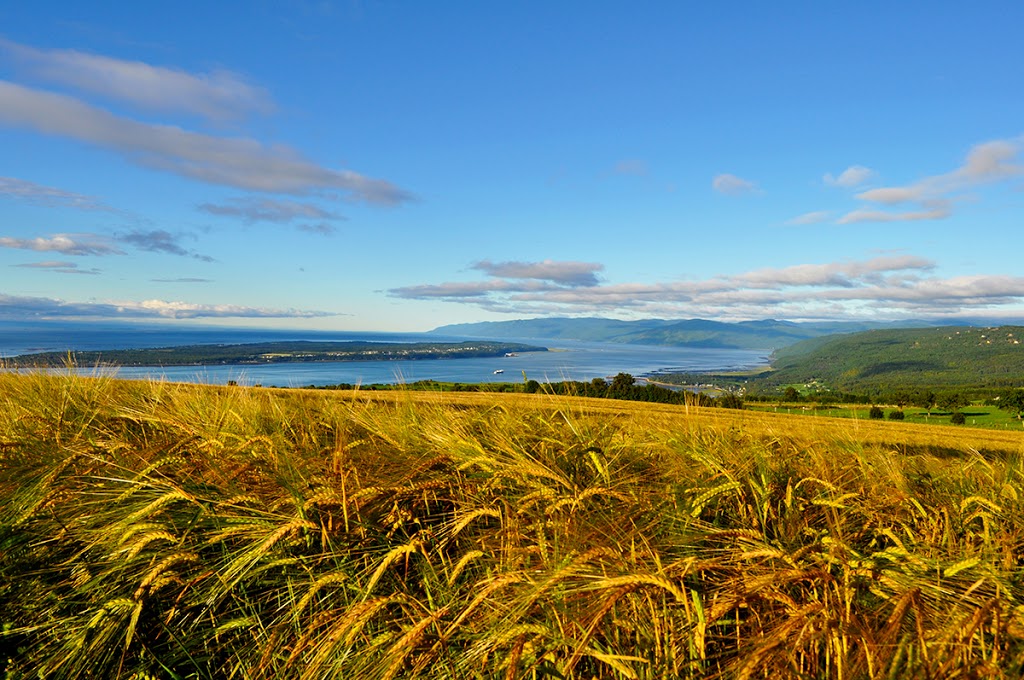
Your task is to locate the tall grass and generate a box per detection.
[1,370,1022,678]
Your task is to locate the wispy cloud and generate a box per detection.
[198,196,345,234]
[0,176,114,211]
[0,80,413,204]
[388,255,1024,320]
[733,256,935,288]
[856,139,1021,202]
[823,165,875,188]
[116,229,214,261]
[712,173,759,196]
[838,138,1022,223]
[0,294,336,320]
[297,222,337,235]
[0,233,123,255]
[471,259,604,287]
[1,230,212,260]
[836,203,952,224]
[11,260,101,275]
[612,159,648,176]
[786,210,832,225]
[1,38,273,122]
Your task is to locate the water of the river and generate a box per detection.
[0,322,768,387]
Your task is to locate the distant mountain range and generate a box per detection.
[430,317,954,350]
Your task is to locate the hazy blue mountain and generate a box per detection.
[430,317,672,342]
[430,317,946,350]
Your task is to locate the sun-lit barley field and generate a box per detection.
[2,371,1023,679]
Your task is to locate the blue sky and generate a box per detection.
[1,1,1023,331]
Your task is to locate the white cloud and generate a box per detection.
[0,80,413,204]
[115,229,214,261]
[823,275,1024,304]
[129,299,328,319]
[712,173,759,196]
[199,197,344,223]
[392,260,606,299]
[471,259,604,287]
[837,203,952,224]
[1,38,273,121]
[0,176,114,211]
[612,159,648,176]
[845,137,1022,223]
[956,140,1022,182]
[0,233,123,256]
[0,294,335,320]
[823,165,875,188]
[854,186,927,205]
[297,222,338,236]
[387,255,1024,320]
[389,279,560,299]
[10,260,101,275]
[12,260,77,269]
[786,210,832,225]
[734,256,935,289]
[0,230,213,260]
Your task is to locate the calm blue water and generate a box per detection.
[0,321,769,387]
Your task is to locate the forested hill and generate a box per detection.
[432,317,937,349]
[764,326,1024,390]
[6,341,546,367]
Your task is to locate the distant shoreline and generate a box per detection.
[4,340,548,368]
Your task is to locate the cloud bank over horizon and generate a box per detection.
[0,293,336,321]
[390,255,1024,322]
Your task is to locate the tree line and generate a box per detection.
[302,376,1024,422]
[306,373,747,408]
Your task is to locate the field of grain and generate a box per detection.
[2,370,1023,678]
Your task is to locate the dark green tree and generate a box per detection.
[911,389,937,415]
[996,389,1024,420]
[886,390,912,409]
[609,373,635,398]
[718,393,744,409]
[937,392,969,413]
[815,393,837,410]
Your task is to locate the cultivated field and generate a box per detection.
[2,371,1023,678]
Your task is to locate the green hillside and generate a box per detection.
[765,325,1024,390]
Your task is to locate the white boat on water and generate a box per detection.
[493,369,504,374]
